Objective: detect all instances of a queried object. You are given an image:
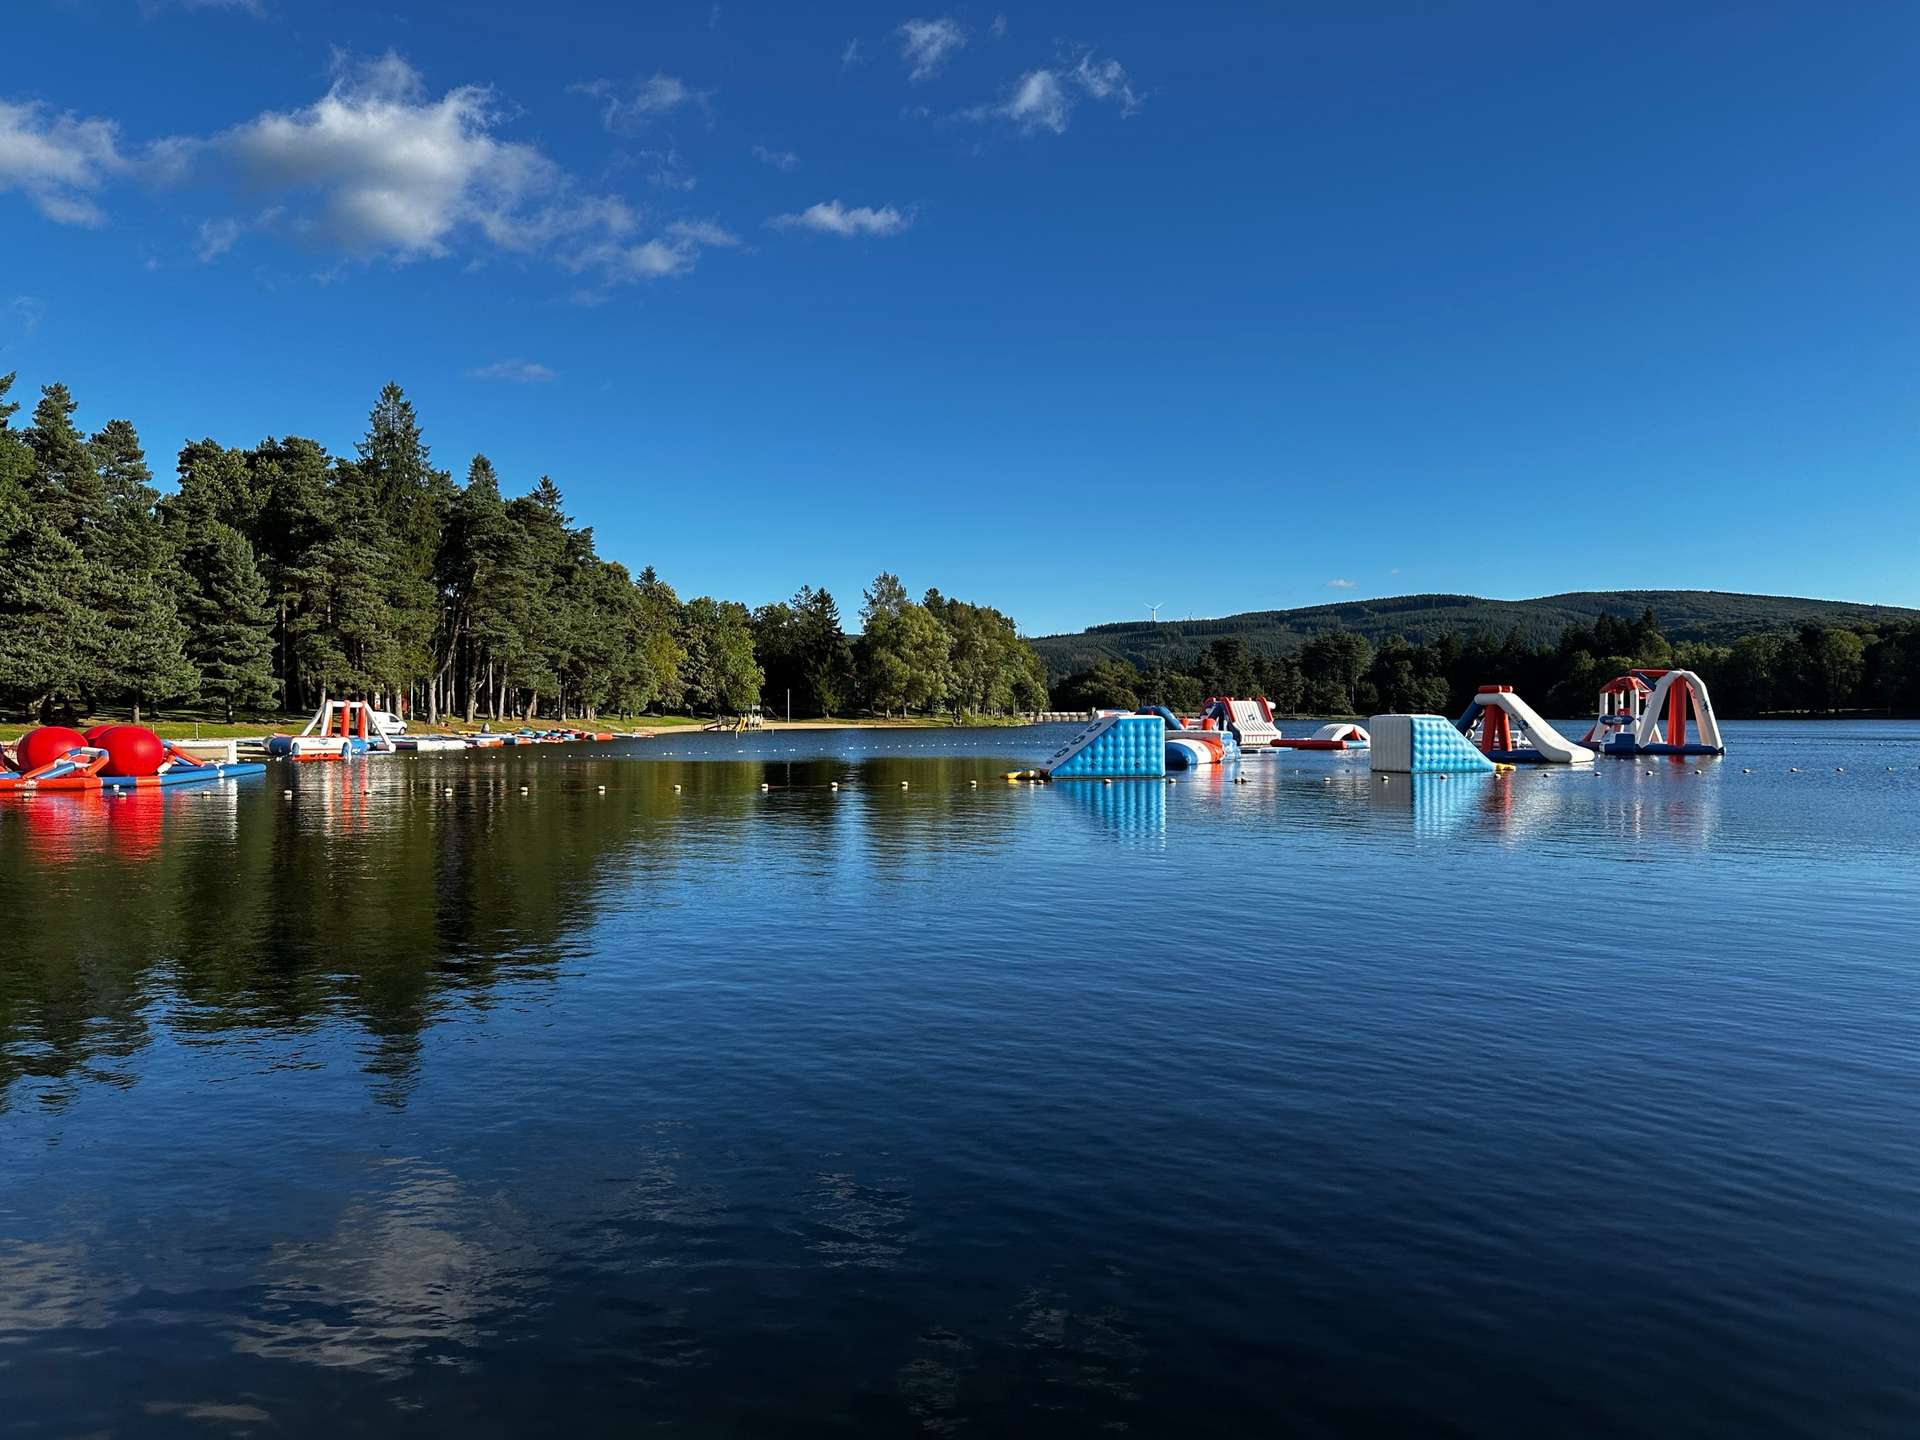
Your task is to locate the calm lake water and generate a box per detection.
[3,721,1918,1436]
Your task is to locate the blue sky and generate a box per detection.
[3,2,1916,635]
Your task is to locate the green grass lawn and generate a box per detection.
[2,711,713,742]
[5,709,1043,744]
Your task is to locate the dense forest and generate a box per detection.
[1033,590,1920,678]
[1051,607,1920,720]
[0,374,1047,725]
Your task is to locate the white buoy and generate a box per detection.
[1103,778,1113,786]
[443,787,453,796]
[282,789,292,798]
[597,785,607,793]
[830,782,839,790]
[970,779,978,788]
[673,783,682,792]
[760,782,769,791]
[900,780,910,789]
[520,785,529,793]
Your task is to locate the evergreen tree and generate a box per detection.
[182,523,278,722]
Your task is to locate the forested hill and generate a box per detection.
[1030,590,1920,679]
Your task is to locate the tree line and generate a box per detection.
[0,374,1048,725]
[1052,607,1920,720]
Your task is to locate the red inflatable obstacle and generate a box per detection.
[16,726,88,773]
[0,725,267,794]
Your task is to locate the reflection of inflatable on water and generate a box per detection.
[1052,770,1166,841]
[1,724,266,793]
[1367,772,1500,834]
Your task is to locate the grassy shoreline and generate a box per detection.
[3,712,1047,744]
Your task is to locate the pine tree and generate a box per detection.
[181,523,278,722]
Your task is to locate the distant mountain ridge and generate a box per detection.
[1029,590,1920,679]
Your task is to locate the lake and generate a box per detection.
[3,721,1918,1436]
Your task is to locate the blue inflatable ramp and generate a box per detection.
[1041,713,1166,779]
[1369,714,1496,775]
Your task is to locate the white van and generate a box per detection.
[371,709,408,735]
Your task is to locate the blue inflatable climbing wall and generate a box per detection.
[1042,713,1167,779]
[1368,713,1497,774]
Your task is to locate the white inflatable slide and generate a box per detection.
[1460,687,1594,764]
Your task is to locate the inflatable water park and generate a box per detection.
[1582,669,1725,756]
[1035,697,1373,778]
[265,699,621,760]
[0,725,265,793]
[1455,686,1595,764]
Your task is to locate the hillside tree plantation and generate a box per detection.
[1051,609,1920,720]
[0,374,1047,725]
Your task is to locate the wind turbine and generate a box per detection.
[1145,602,1163,624]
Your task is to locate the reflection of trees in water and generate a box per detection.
[0,761,751,1108]
[0,747,1181,1111]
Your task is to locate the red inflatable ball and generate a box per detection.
[98,725,166,778]
[14,726,89,773]
[83,723,119,743]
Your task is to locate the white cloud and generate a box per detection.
[574,73,709,135]
[4,296,46,348]
[207,53,632,262]
[962,47,1142,136]
[989,14,1007,38]
[768,200,909,237]
[841,37,863,69]
[196,215,242,260]
[467,359,556,383]
[898,18,965,81]
[563,217,737,292]
[1000,70,1071,134]
[629,143,696,192]
[0,99,128,226]
[1071,50,1141,115]
[665,218,739,247]
[751,143,798,171]
[1326,578,1355,589]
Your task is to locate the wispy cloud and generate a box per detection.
[467,359,556,383]
[626,142,696,191]
[665,218,740,248]
[768,199,910,237]
[962,47,1142,136]
[841,37,863,70]
[196,215,242,261]
[1326,578,1356,589]
[1071,50,1142,115]
[750,143,798,171]
[140,0,269,14]
[0,99,132,226]
[989,14,1007,38]
[898,18,966,82]
[975,70,1071,135]
[573,72,711,135]
[3,296,46,349]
